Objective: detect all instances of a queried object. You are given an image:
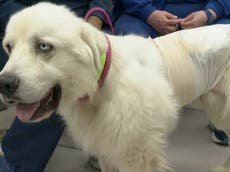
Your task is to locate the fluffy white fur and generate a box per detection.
[1,3,230,172]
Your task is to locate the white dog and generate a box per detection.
[0,2,230,172]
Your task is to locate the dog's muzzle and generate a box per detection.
[15,84,62,121]
[0,73,19,98]
[0,73,62,121]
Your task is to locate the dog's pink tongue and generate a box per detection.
[16,102,39,121]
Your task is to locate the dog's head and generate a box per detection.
[0,2,107,121]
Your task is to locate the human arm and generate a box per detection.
[87,0,112,30]
[205,0,227,18]
[147,10,181,34]
[180,0,229,29]
[118,0,181,34]
[218,0,230,17]
[118,0,158,21]
[180,10,212,29]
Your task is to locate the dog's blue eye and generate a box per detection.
[38,43,52,52]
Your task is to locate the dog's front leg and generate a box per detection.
[210,157,230,172]
[98,157,118,172]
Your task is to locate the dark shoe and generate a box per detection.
[88,156,101,171]
[209,122,229,146]
[0,156,15,172]
[212,129,229,146]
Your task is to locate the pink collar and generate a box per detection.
[79,34,111,101]
[98,34,111,88]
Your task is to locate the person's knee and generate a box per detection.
[114,15,138,35]
[114,14,159,38]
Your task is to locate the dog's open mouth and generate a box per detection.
[16,85,61,121]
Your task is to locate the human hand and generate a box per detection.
[147,10,181,34]
[88,16,103,30]
[180,10,209,29]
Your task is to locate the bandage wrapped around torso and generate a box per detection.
[153,26,230,106]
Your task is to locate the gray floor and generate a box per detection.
[0,107,229,172]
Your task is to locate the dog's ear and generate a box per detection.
[79,22,107,72]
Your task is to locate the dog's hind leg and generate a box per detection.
[199,67,230,172]
[199,69,230,131]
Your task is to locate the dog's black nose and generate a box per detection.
[0,73,19,97]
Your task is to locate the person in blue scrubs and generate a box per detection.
[0,1,111,172]
[113,0,230,145]
[113,0,230,37]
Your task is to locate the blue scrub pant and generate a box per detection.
[114,2,230,38]
[2,115,64,172]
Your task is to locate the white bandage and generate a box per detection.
[153,29,229,106]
